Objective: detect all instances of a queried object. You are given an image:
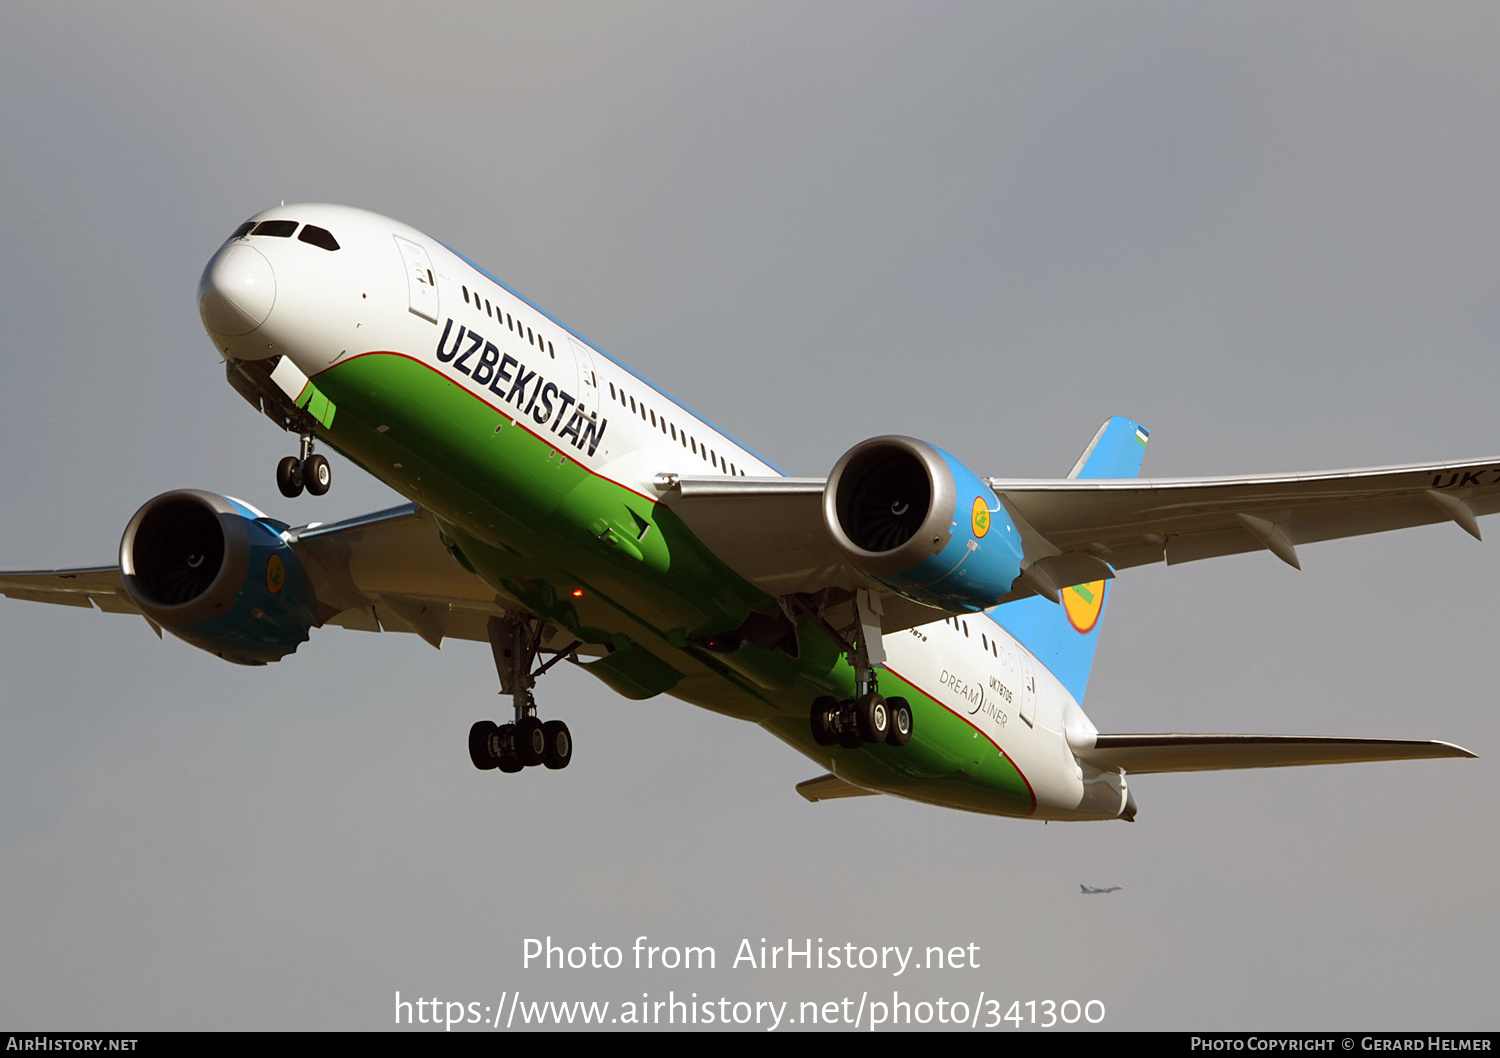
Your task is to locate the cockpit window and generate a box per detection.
[230,221,254,240]
[251,220,298,238]
[298,224,340,251]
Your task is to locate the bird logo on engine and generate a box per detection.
[266,554,285,595]
[971,496,991,539]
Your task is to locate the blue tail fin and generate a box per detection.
[989,417,1149,704]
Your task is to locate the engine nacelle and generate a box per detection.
[119,490,317,665]
[824,436,1025,611]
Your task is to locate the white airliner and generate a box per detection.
[0,203,1482,821]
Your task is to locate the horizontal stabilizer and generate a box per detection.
[795,773,878,802]
[1079,734,1475,774]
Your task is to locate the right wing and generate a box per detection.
[0,566,138,613]
[0,503,594,654]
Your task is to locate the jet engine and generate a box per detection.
[823,436,1026,611]
[119,490,317,665]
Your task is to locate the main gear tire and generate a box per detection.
[468,720,499,770]
[515,716,546,767]
[886,697,913,746]
[810,696,840,746]
[542,720,572,770]
[853,692,889,743]
[494,723,523,773]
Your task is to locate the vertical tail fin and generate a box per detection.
[990,417,1149,704]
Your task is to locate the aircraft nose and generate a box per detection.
[198,242,276,337]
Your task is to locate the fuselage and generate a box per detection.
[198,203,1122,822]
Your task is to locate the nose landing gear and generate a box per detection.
[275,434,331,498]
[467,613,579,774]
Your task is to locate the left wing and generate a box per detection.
[661,454,1500,615]
[988,458,1500,571]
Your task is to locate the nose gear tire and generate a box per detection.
[276,455,304,498]
[304,454,331,496]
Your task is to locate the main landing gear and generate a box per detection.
[800,588,915,750]
[276,433,331,498]
[468,613,579,774]
[810,693,913,748]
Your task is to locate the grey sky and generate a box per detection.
[1,2,1495,1030]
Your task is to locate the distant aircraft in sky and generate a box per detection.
[1081,885,1123,895]
[0,204,1480,821]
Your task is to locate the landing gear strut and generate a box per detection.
[276,433,331,498]
[468,613,579,774]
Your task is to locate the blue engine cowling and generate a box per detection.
[823,436,1025,612]
[119,490,317,665]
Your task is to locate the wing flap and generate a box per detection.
[88,593,141,614]
[1080,734,1476,774]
